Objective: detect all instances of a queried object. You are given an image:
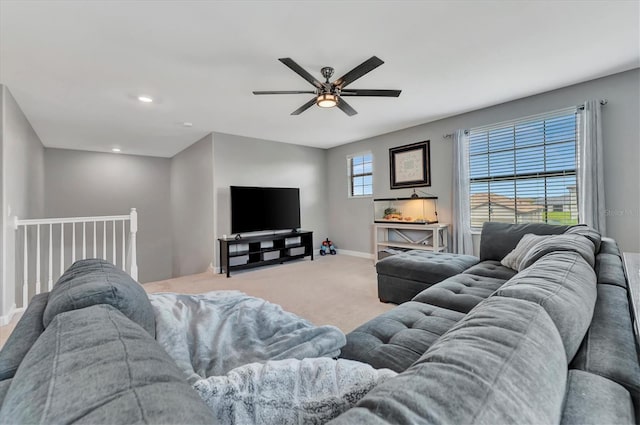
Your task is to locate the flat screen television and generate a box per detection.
[231,186,301,234]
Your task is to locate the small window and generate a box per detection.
[348,153,373,197]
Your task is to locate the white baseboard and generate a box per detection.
[338,249,374,260]
[208,263,221,274]
[0,303,20,326]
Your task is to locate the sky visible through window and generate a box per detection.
[351,153,373,196]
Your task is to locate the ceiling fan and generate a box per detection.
[253,56,401,116]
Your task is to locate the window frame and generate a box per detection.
[467,108,579,230]
[347,152,373,198]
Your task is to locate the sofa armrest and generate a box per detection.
[0,304,216,424]
[0,293,49,381]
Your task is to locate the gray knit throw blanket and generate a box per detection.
[149,291,395,424]
[194,357,397,425]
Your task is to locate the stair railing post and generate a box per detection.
[128,208,138,281]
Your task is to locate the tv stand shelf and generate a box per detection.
[219,231,313,277]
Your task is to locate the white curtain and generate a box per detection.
[578,100,606,234]
[452,129,474,255]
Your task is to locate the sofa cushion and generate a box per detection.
[412,273,506,314]
[377,274,435,305]
[0,304,215,424]
[560,370,635,425]
[596,253,627,289]
[339,301,465,373]
[462,260,518,280]
[375,251,479,282]
[495,251,597,361]
[0,292,49,381]
[479,222,569,261]
[571,284,640,411]
[519,234,595,270]
[330,297,568,425]
[376,252,479,305]
[500,233,549,271]
[565,224,602,253]
[43,259,155,337]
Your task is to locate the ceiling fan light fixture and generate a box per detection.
[316,93,338,108]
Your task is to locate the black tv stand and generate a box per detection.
[218,231,313,277]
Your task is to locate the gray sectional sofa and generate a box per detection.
[336,222,640,424]
[0,259,217,424]
[0,222,638,424]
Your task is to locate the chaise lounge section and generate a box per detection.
[376,251,479,304]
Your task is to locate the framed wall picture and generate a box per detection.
[389,140,431,189]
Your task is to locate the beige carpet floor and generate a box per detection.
[143,255,393,333]
[0,255,393,348]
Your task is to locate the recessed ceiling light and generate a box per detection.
[183,122,193,127]
[112,148,121,153]
[137,95,153,103]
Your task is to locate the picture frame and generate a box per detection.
[389,140,431,189]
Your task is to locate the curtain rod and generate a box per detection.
[442,99,608,139]
[578,99,608,110]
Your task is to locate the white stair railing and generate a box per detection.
[13,208,138,310]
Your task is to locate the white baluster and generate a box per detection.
[112,220,116,264]
[23,226,28,307]
[72,223,76,263]
[102,221,106,260]
[129,208,138,281]
[121,220,125,271]
[48,223,53,290]
[13,211,139,308]
[36,224,41,295]
[60,223,65,276]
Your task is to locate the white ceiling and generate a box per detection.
[1,1,638,157]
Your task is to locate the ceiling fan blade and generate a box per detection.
[291,98,317,115]
[337,98,358,116]
[279,58,323,89]
[333,56,384,89]
[253,90,316,95]
[340,89,401,97]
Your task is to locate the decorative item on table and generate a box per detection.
[374,196,438,224]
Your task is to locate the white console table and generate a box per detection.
[373,222,449,264]
[622,252,640,341]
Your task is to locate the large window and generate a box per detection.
[348,153,373,197]
[469,109,579,228]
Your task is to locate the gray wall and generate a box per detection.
[1,86,45,316]
[170,133,214,277]
[328,69,640,254]
[212,132,328,268]
[44,149,172,283]
[0,87,4,316]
